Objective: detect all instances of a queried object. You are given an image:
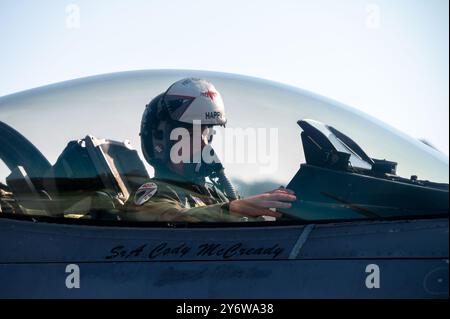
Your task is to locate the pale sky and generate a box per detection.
[0,0,448,154]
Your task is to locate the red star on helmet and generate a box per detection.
[201,90,218,100]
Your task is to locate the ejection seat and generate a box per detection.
[0,121,149,219]
[43,135,150,218]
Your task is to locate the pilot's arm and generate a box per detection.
[121,181,295,223]
[123,197,242,222]
[121,181,244,222]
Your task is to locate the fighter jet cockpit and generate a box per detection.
[0,70,448,223]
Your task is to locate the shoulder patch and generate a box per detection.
[134,182,158,206]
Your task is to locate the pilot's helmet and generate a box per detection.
[140,78,227,168]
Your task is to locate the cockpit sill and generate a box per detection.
[0,211,447,229]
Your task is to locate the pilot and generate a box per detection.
[122,78,296,222]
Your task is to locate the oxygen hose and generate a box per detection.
[215,169,238,200]
[199,151,238,200]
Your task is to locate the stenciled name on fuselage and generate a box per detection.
[105,242,285,260]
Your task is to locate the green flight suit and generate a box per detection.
[121,178,259,223]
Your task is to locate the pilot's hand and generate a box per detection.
[229,188,296,218]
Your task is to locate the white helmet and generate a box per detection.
[163,78,227,125]
[141,78,227,168]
